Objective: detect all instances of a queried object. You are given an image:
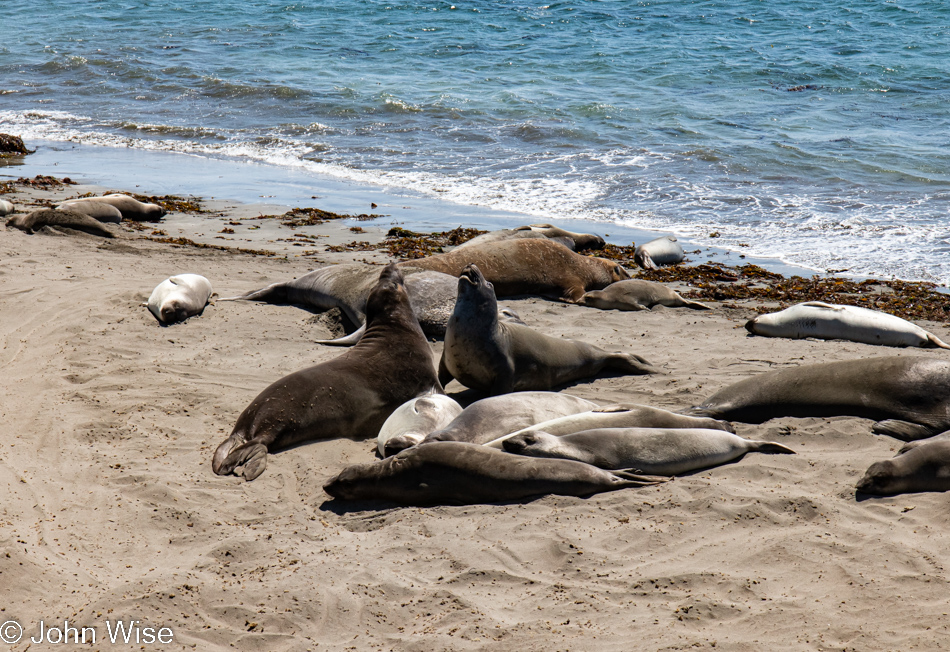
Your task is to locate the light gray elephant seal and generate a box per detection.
[634,235,685,269]
[56,200,123,223]
[0,199,13,216]
[745,302,950,349]
[212,264,443,481]
[376,394,463,457]
[688,357,950,441]
[457,224,605,251]
[856,440,950,496]
[323,441,668,506]
[503,428,795,475]
[399,239,630,302]
[146,274,213,324]
[439,264,656,394]
[578,280,710,311]
[898,430,950,455]
[484,404,735,449]
[6,209,114,238]
[64,193,166,221]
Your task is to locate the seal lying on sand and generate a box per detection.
[323,441,668,506]
[457,224,605,251]
[212,264,443,481]
[634,235,685,269]
[376,394,463,457]
[745,302,950,349]
[439,264,656,394]
[578,280,710,311]
[856,440,950,496]
[688,357,950,441]
[0,199,13,216]
[57,200,123,223]
[146,274,214,324]
[6,209,114,238]
[503,428,794,475]
[64,194,166,221]
[484,404,735,448]
[399,239,630,302]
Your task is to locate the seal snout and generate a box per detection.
[458,264,483,286]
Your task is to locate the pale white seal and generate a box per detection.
[634,235,685,269]
[376,394,463,457]
[147,274,213,324]
[0,199,13,216]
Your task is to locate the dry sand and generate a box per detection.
[2,179,950,651]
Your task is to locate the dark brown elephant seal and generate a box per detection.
[578,279,710,311]
[65,194,166,221]
[323,441,668,506]
[688,357,950,441]
[212,264,443,481]
[398,238,629,302]
[6,209,114,238]
[56,200,123,223]
[856,440,950,496]
[456,224,605,251]
[439,264,656,394]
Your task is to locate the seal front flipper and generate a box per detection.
[437,353,454,388]
[219,442,269,481]
[872,419,936,442]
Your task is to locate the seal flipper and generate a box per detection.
[748,441,796,455]
[220,442,269,481]
[872,419,936,442]
[611,470,670,487]
[682,298,712,310]
[437,353,454,388]
[926,333,950,350]
[606,352,658,375]
[316,322,366,347]
[220,283,289,303]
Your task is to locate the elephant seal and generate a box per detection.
[856,440,950,496]
[146,274,213,324]
[578,280,710,311]
[212,264,443,481]
[56,200,123,223]
[376,394,463,456]
[745,302,950,349]
[457,224,605,251]
[634,235,685,269]
[323,441,668,506]
[64,194,166,221]
[688,357,950,441]
[484,404,735,449]
[502,428,795,475]
[898,430,950,455]
[439,264,656,394]
[0,199,13,216]
[398,239,630,302]
[6,209,114,238]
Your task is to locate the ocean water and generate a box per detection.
[2,0,949,282]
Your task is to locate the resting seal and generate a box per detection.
[323,441,667,506]
[0,199,13,216]
[146,274,213,324]
[634,235,685,269]
[745,302,950,349]
[212,264,443,481]
[6,209,114,238]
[64,194,166,221]
[439,264,656,394]
[578,280,710,311]
[688,357,950,441]
[457,224,605,251]
[398,239,630,302]
[503,428,794,475]
[856,440,950,496]
[56,200,123,223]
[376,394,463,457]
[484,404,735,448]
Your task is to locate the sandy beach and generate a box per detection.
[2,173,950,651]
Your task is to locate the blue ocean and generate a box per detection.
[2,0,949,282]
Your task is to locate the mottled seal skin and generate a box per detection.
[745,302,950,349]
[56,200,123,224]
[6,209,114,238]
[399,239,630,302]
[382,391,598,457]
[484,404,735,449]
[457,224,606,252]
[0,199,13,216]
[688,357,950,441]
[65,194,166,221]
[439,264,656,394]
[212,264,443,481]
[634,235,685,269]
[856,440,950,496]
[146,274,213,325]
[503,428,795,475]
[323,441,668,506]
[376,394,463,457]
[578,280,710,311]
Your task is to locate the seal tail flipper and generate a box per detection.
[683,298,712,310]
[219,283,288,303]
[612,470,670,486]
[926,332,950,349]
[608,352,659,375]
[219,442,269,481]
[316,323,366,347]
[871,419,935,442]
[749,441,796,455]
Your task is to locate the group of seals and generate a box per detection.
[59,193,166,221]
[456,224,606,252]
[146,274,214,324]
